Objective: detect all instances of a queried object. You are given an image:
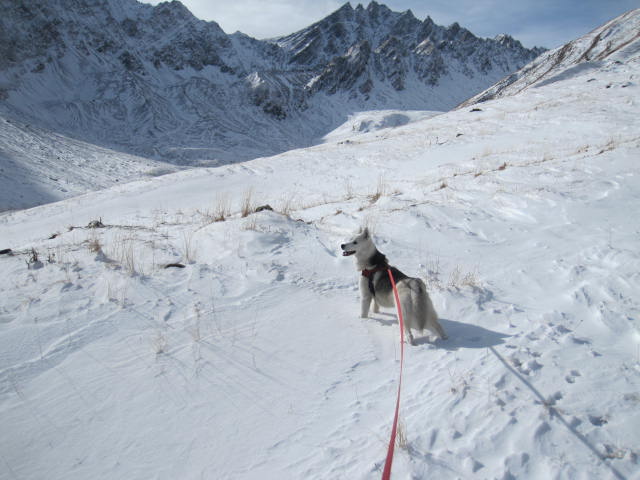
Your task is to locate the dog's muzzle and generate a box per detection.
[340,244,355,256]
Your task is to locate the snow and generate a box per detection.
[321,109,440,143]
[1,21,640,480]
[0,114,179,211]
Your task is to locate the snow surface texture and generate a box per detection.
[0,114,179,211]
[1,11,639,478]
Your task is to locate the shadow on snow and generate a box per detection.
[369,314,510,350]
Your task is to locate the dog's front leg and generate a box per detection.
[359,277,373,318]
[405,328,415,346]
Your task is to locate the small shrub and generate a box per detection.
[182,231,196,264]
[240,188,256,218]
[87,236,102,253]
[447,264,481,289]
[26,248,44,269]
[213,194,231,222]
[344,179,354,200]
[396,420,408,450]
[447,265,462,288]
[461,267,481,288]
[368,175,387,203]
[108,234,140,275]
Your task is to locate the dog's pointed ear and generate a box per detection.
[362,227,369,238]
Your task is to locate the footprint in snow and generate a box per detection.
[565,369,581,383]
[570,335,591,345]
[534,421,551,438]
[588,414,608,426]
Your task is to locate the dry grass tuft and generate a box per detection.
[240,188,256,218]
[396,420,409,450]
[368,175,387,203]
[213,194,231,222]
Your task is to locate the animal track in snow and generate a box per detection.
[588,414,608,426]
[509,348,543,375]
[570,335,591,345]
[565,369,581,383]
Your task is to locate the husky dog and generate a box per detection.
[341,228,446,345]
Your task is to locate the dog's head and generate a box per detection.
[340,228,374,259]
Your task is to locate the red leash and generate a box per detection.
[382,268,405,480]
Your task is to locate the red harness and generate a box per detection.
[361,266,387,278]
[361,266,387,295]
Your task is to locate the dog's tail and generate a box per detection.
[418,279,447,339]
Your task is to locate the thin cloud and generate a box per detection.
[144,0,343,38]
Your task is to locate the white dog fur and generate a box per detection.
[341,228,446,345]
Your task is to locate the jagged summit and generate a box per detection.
[0,0,542,165]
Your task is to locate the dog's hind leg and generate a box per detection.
[432,320,447,340]
[426,299,447,340]
[399,290,416,345]
[421,288,447,340]
[405,326,415,345]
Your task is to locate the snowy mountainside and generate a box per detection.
[0,0,543,168]
[0,114,178,211]
[459,8,640,107]
[1,19,639,480]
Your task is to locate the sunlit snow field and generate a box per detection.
[1,11,640,480]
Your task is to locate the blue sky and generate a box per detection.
[140,0,639,48]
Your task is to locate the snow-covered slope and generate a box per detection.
[459,8,640,107]
[1,16,639,479]
[0,114,178,211]
[0,0,542,168]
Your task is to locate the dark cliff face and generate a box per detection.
[276,2,543,96]
[0,0,545,164]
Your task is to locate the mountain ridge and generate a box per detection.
[458,8,640,107]
[0,0,543,166]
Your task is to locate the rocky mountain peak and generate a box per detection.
[0,0,547,165]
